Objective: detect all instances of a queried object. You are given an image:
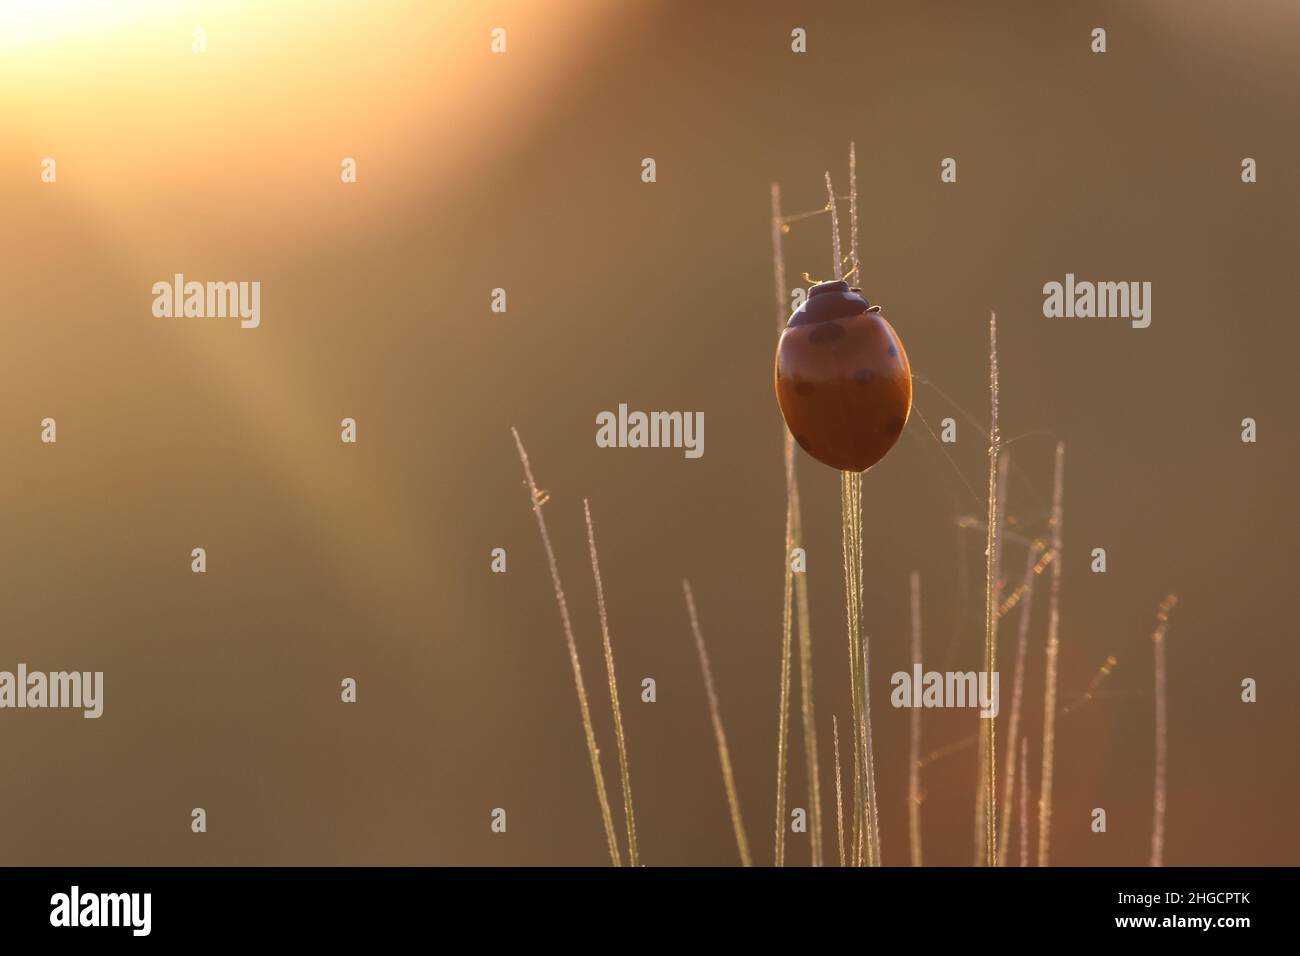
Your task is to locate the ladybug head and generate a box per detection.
[789,279,874,327]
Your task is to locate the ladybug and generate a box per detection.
[774,279,912,472]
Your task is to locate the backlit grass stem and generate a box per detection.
[683,579,753,867]
[583,500,639,867]
[512,429,621,867]
[1037,441,1066,867]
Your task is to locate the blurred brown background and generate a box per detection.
[1,0,1297,866]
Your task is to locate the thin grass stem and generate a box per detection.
[774,456,796,866]
[978,314,1002,867]
[998,537,1042,864]
[908,570,923,867]
[771,182,822,866]
[683,579,753,866]
[1037,441,1066,866]
[840,472,864,865]
[583,500,638,867]
[852,477,881,866]
[1150,594,1178,867]
[511,429,621,867]
[833,714,847,868]
[1018,735,1030,867]
[791,487,823,866]
[841,472,867,865]
[861,618,882,866]
[849,142,860,286]
[827,169,868,867]
[825,171,843,281]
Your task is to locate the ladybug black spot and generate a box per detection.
[808,321,846,346]
[795,380,816,396]
[886,416,905,433]
[886,344,898,358]
[852,368,874,384]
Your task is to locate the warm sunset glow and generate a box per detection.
[0,0,190,49]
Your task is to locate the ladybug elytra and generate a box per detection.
[774,279,912,472]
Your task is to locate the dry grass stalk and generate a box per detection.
[682,579,753,866]
[908,570,923,867]
[861,622,882,866]
[774,455,796,866]
[1018,735,1030,867]
[974,451,1009,864]
[1037,440,1066,866]
[979,314,1002,867]
[833,714,847,868]
[511,429,621,866]
[840,472,864,865]
[826,168,867,866]
[849,141,860,285]
[840,471,879,866]
[998,538,1044,864]
[842,472,876,866]
[770,182,823,866]
[825,171,844,281]
[1150,594,1178,867]
[844,150,881,867]
[583,500,639,867]
[791,489,823,865]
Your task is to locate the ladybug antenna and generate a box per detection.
[801,271,821,285]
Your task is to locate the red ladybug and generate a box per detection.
[774,280,912,472]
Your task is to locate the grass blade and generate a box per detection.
[792,488,823,866]
[1037,441,1066,866]
[998,538,1043,864]
[773,182,824,867]
[774,455,796,866]
[511,429,621,867]
[978,314,1002,867]
[908,570,923,867]
[841,471,864,865]
[833,714,847,868]
[1150,594,1178,867]
[583,500,639,867]
[1018,735,1030,867]
[683,579,753,866]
